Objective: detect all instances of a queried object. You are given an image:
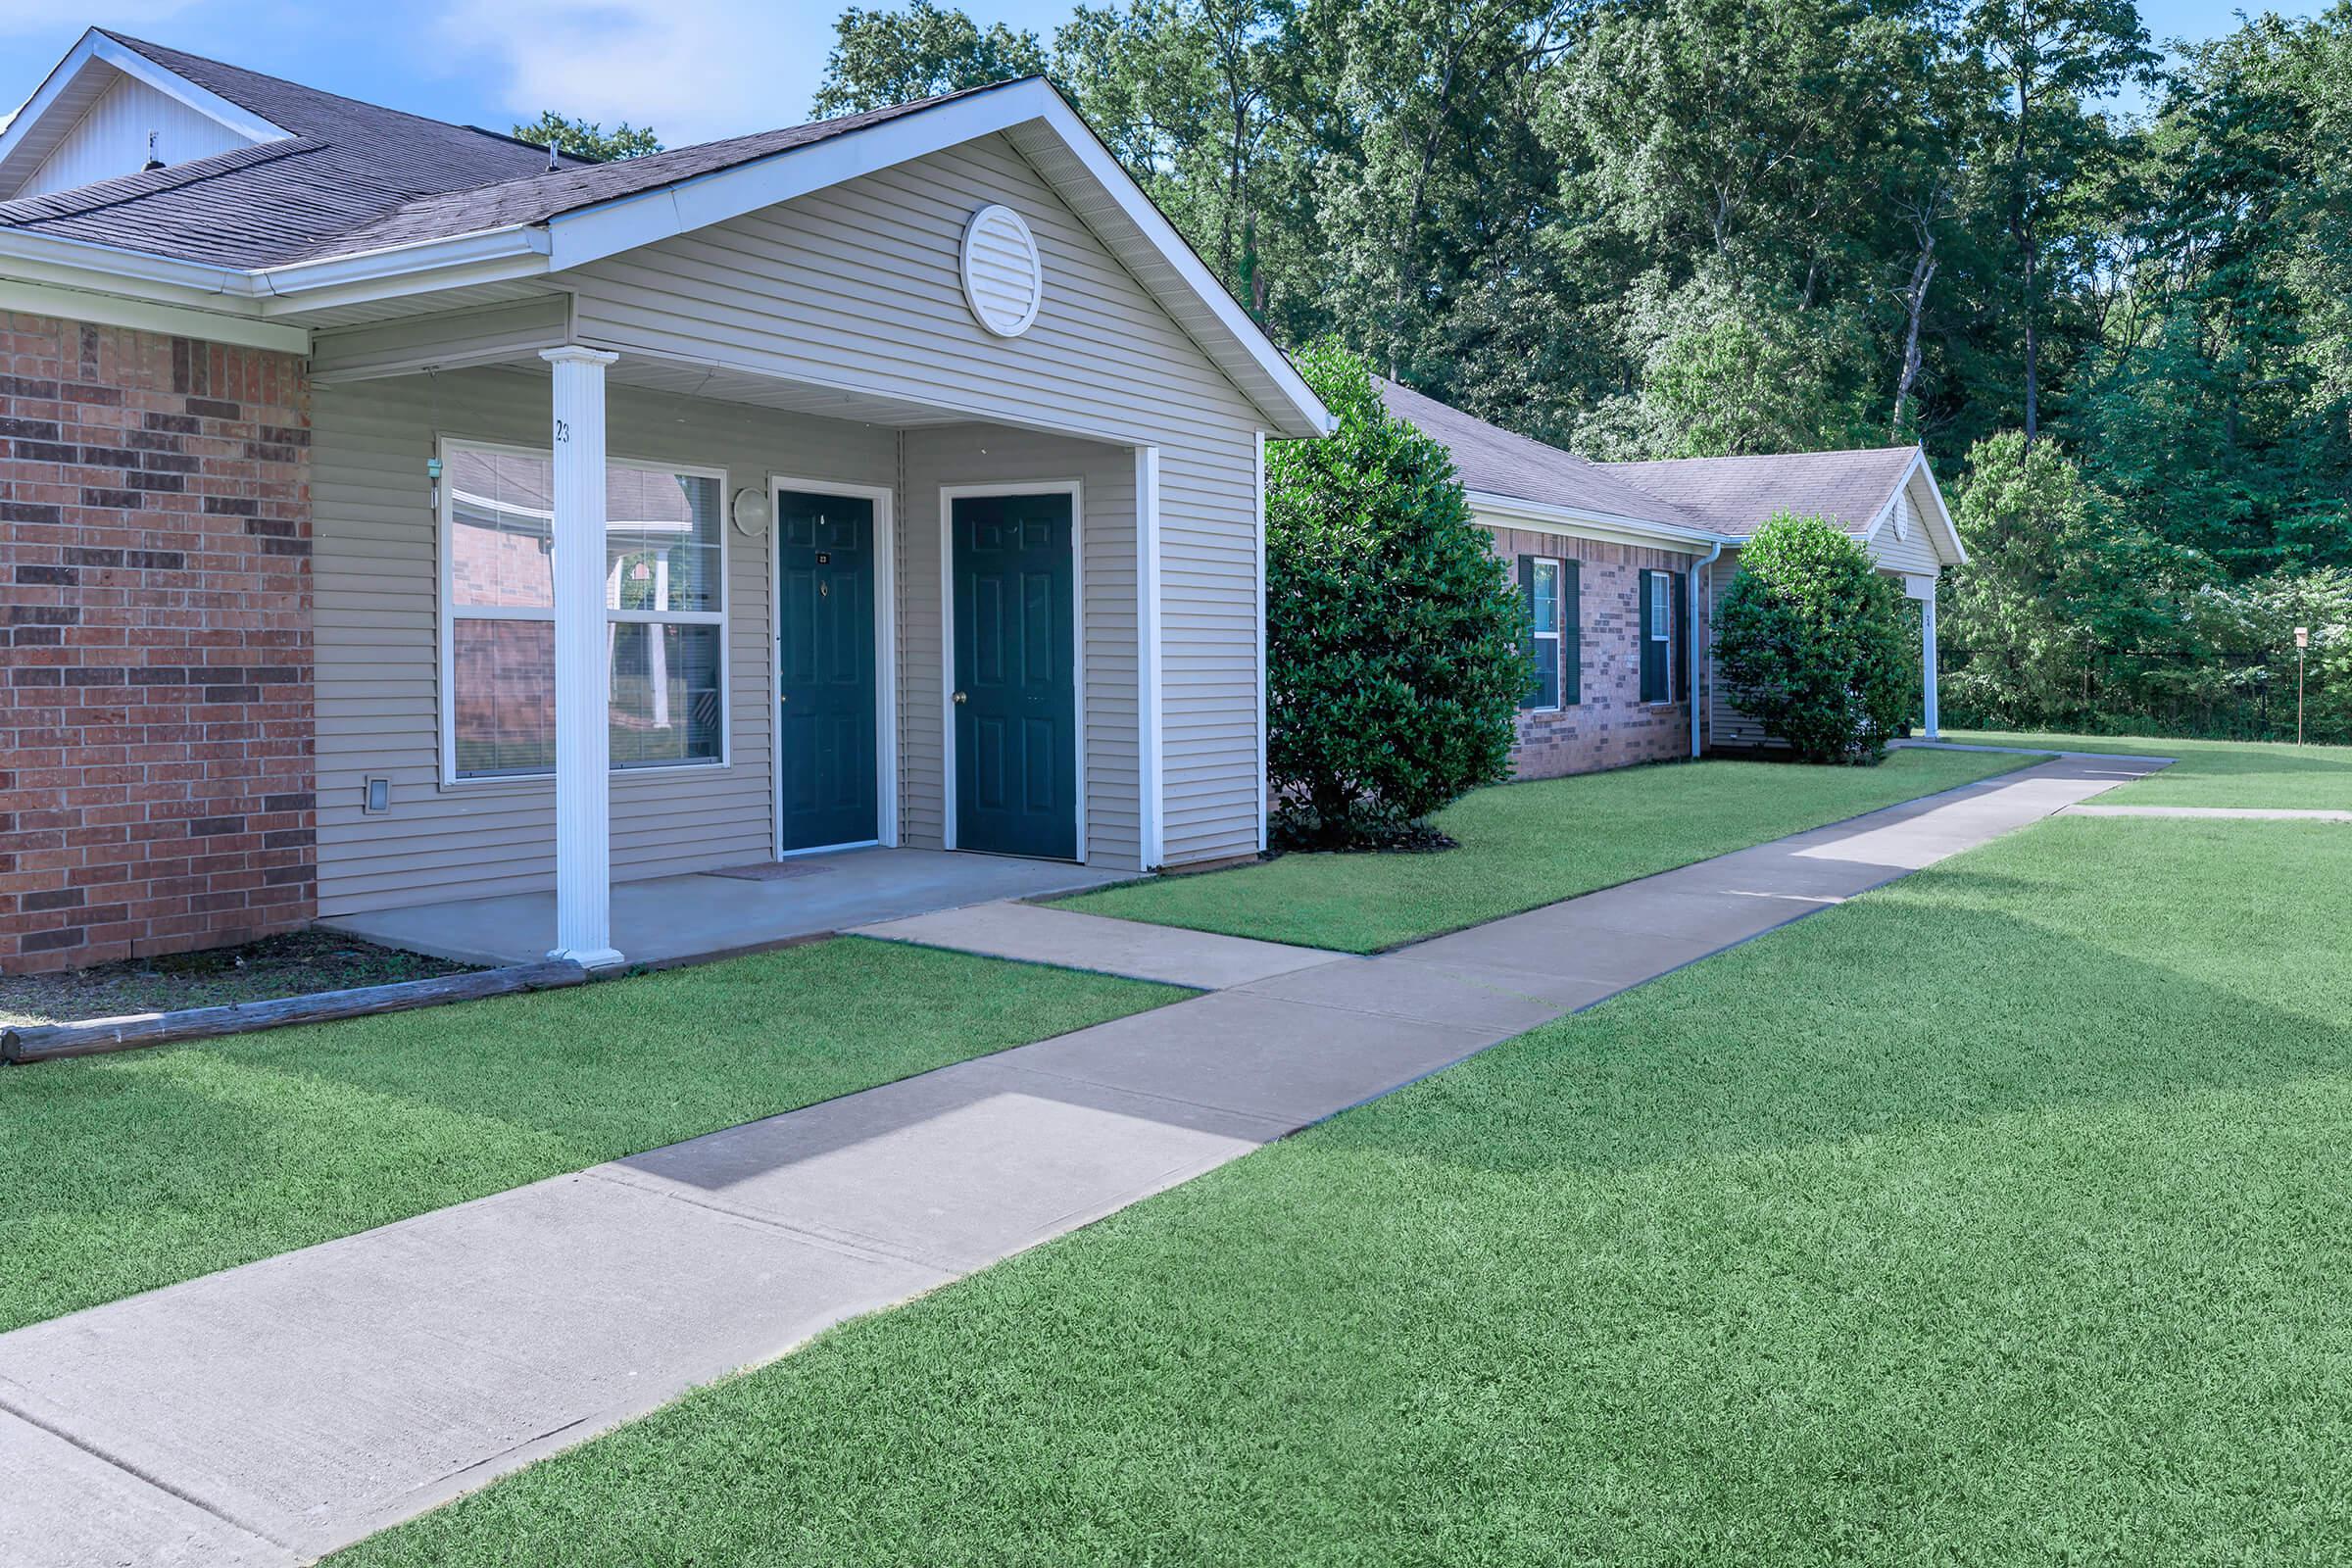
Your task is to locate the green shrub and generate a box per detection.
[1266,344,1527,846]
[1714,512,1914,763]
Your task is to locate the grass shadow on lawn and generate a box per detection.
[334,817,2352,1567]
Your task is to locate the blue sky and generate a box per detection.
[0,0,2321,150]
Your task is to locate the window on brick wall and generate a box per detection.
[440,440,727,782]
[1521,556,1563,710]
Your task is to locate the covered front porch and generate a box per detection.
[308,323,1178,970]
[321,847,1125,967]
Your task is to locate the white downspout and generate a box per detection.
[1690,541,1723,759]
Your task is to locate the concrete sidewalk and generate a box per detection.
[0,753,2163,1568]
[2060,803,2352,822]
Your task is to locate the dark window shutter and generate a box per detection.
[1672,570,1689,702]
[1562,561,1582,706]
[1517,555,1540,710]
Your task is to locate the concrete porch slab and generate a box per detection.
[855,900,1336,989]
[320,848,1127,967]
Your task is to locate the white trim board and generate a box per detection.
[1252,429,1268,855]
[937,478,1088,863]
[768,474,900,857]
[0,277,309,353]
[1135,446,1165,869]
[1469,491,1730,555]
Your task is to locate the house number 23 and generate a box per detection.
[555,418,570,444]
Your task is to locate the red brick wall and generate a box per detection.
[1484,526,1707,779]
[1,315,314,973]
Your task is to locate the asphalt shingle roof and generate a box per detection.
[0,30,1010,270]
[1380,376,1919,541]
[1375,378,1712,532]
[1604,448,1921,537]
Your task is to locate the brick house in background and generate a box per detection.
[1377,380,1968,778]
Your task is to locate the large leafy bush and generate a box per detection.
[1266,344,1526,846]
[1714,513,1915,763]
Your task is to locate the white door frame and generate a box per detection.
[938,478,1087,862]
[770,474,898,858]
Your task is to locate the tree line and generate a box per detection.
[532,0,2352,744]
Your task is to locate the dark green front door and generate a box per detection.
[775,489,878,852]
[952,491,1078,860]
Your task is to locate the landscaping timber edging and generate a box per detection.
[0,959,593,1065]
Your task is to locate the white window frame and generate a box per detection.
[1646,567,1673,707]
[436,435,730,788]
[1529,556,1565,712]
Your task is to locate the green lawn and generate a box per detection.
[338,816,2352,1566]
[0,939,1181,1334]
[1061,748,2032,952]
[1953,727,2352,810]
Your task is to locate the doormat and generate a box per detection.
[704,860,838,882]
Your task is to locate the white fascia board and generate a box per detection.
[1912,453,1968,565]
[0,225,258,302]
[251,225,551,315]
[0,30,288,188]
[1034,93,1331,439]
[0,216,552,322]
[541,77,1333,440]
[1470,491,1730,554]
[0,277,308,353]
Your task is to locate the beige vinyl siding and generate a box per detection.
[1705,549,1777,750]
[310,297,569,382]
[901,425,1141,869]
[564,130,1268,865]
[312,367,896,915]
[1866,488,1943,578]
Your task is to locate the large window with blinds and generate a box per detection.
[438,440,728,783]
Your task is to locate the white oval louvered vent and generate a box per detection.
[960,204,1043,338]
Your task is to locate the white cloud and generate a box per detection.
[434,0,830,147]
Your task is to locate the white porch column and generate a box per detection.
[1136,444,1165,870]
[1921,588,1941,739]
[542,345,623,967]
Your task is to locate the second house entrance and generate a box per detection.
[947,487,1079,861]
[774,484,884,855]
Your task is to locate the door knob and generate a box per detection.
[953,690,967,705]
